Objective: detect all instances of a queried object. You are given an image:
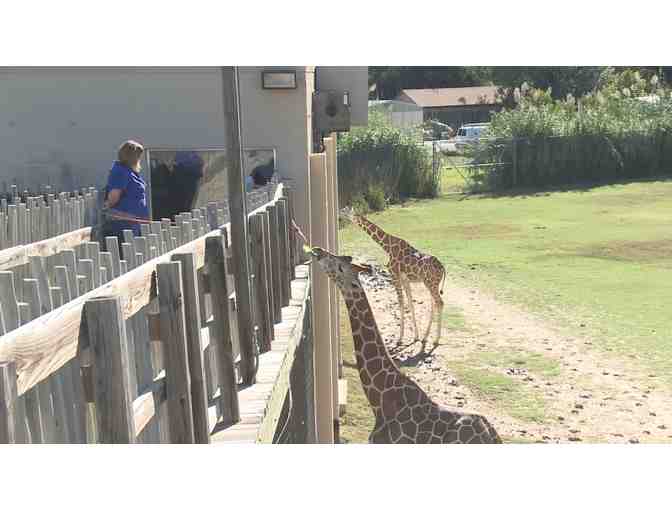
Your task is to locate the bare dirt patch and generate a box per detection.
[357,261,672,444]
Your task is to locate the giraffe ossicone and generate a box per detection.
[310,246,502,444]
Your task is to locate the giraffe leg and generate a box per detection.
[421,279,443,345]
[421,295,434,343]
[391,273,406,343]
[431,284,444,346]
[401,275,420,342]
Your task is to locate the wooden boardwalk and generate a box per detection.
[212,265,310,444]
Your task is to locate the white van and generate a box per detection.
[454,123,490,150]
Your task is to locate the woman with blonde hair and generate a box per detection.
[102,140,150,243]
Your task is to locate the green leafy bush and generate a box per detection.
[337,112,438,209]
[468,73,672,189]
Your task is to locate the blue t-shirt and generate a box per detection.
[105,161,149,235]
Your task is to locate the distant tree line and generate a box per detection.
[369,67,672,101]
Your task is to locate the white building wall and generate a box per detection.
[0,67,227,191]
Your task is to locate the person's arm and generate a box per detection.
[104,166,130,209]
[105,189,123,208]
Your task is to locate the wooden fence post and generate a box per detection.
[309,153,335,443]
[28,256,53,315]
[85,295,136,443]
[0,362,17,444]
[171,252,210,444]
[277,199,291,307]
[248,214,274,353]
[105,236,121,279]
[267,204,283,319]
[205,235,240,427]
[157,261,196,443]
[0,272,20,332]
[260,212,279,325]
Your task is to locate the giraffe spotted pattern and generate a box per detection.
[311,246,501,444]
[346,211,446,345]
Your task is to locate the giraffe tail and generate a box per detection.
[440,266,447,296]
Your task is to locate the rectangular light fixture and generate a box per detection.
[262,70,297,90]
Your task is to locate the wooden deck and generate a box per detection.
[211,264,310,444]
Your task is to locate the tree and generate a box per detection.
[489,67,605,100]
[368,67,492,99]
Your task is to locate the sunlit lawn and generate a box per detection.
[339,177,672,442]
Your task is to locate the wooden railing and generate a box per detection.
[0,182,304,443]
[0,186,98,250]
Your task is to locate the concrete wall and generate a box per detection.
[316,67,368,126]
[0,67,227,191]
[238,66,314,233]
[0,65,364,236]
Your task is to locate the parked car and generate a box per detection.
[453,123,490,151]
[423,139,457,154]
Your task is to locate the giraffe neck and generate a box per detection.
[354,216,391,253]
[342,286,404,414]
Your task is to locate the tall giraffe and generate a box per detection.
[343,209,446,345]
[310,246,501,444]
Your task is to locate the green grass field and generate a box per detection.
[338,175,672,442]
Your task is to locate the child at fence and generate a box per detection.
[100,140,150,249]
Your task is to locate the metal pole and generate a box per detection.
[221,66,257,385]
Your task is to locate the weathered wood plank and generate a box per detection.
[22,279,41,320]
[77,259,94,295]
[157,261,195,443]
[260,212,278,326]
[99,252,114,286]
[37,379,56,443]
[7,204,18,248]
[249,214,273,353]
[0,187,286,396]
[0,227,92,272]
[121,242,135,270]
[61,249,79,299]
[171,252,210,443]
[105,236,121,279]
[0,272,20,332]
[133,372,166,437]
[85,296,136,443]
[87,242,101,288]
[51,286,64,309]
[28,256,53,315]
[54,266,72,304]
[267,205,283,322]
[24,386,44,443]
[277,199,291,307]
[205,235,240,428]
[0,362,17,443]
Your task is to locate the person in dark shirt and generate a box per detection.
[169,151,205,214]
[250,160,275,187]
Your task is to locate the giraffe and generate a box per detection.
[342,209,446,345]
[310,246,501,444]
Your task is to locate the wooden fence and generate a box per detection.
[0,185,98,250]
[0,182,307,443]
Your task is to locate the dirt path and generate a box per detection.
[357,263,672,444]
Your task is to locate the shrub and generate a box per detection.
[467,73,672,189]
[337,112,438,208]
[364,185,386,212]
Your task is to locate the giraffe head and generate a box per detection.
[310,246,372,294]
[339,206,358,223]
